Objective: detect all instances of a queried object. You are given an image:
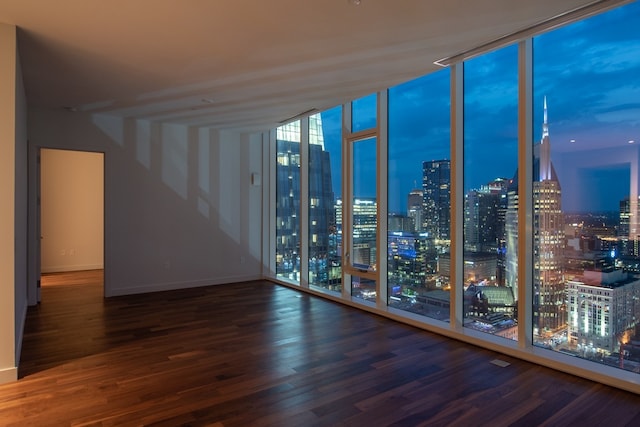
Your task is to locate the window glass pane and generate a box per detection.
[352,137,377,271]
[351,275,376,302]
[533,1,640,374]
[308,107,343,292]
[276,120,301,283]
[387,70,451,321]
[352,93,377,132]
[351,136,377,300]
[463,45,518,339]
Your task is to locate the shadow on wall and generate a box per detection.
[32,109,263,296]
[93,114,249,233]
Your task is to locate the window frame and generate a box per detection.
[267,1,640,394]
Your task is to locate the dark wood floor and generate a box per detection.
[1,271,640,426]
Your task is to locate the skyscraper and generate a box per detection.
[275,121,302,280]
[407,188,423,232]
[533,98,565,334]
[308,115,335,281]
[619,197,640,257]
[422,160,451,241]
[504,176,519,294]
[620,197,631,238]
[464,183,505,253]
[388,231,429,291]
[276,115,335,285]
[504,98,565,332]
[352,198,377,268]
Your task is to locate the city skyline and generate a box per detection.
[320,0,640,214]
[276,0,640,374]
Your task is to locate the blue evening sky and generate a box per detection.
[322,0,640,214]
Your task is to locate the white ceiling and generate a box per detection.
[0,0,600,132]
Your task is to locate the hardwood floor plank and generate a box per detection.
[0,270,639,426]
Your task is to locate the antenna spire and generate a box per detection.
[539,96,552,181]
[542,96,549,139]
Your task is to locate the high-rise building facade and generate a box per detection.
[505,176,520,295]
[619,197,630,238]
[407,189,423,233]
[464,188,502,252]
[422,160,451,241]
[352,198,377,268]
[567,269,640,356]
[275,122,302,281]
[504,98,566,329]
[464,179,509,287]
[308,116,336,285]
[388,213,415,233]
[276,116,335,285]
[388,231,429,293]
[533,98,565,335]
[619,197,640,257]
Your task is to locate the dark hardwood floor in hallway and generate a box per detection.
[1,271,640,426]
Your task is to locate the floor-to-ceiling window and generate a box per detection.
[350,136,378,301]
[348,93,379,302]
[276,120,302,283]
[271,0,640,391]
[532,0,640,372]
[308,108,343,292]
[387,70,451,320]
[462,44,519,339]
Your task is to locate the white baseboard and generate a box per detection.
[106,274,262,297]
[0,366,18,385]
[42,264,104,273]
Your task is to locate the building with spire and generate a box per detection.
[533,97,566,335]
[504,98,565,335]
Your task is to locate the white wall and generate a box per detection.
[0,22,27,385]
[28,109,264,297]
[40,149,104,273]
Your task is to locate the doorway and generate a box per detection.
[38,148,105,300]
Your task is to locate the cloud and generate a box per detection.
[321,1,640,213]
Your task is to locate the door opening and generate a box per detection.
[38,148,105,299]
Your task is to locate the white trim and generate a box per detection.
[518,38,534,349]
[41,264,104,274]
[0,367,17,385]
[260,132,275,276]
[450,62,464,331]
[300,117,309,289]
[341,102,352,299]
[266,130,276,278]
[377,89,388,310]
[106,275,262,297]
